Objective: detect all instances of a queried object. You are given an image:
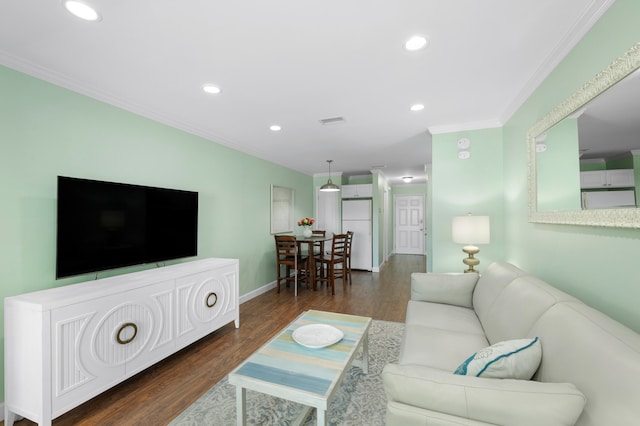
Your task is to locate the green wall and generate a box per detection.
[3,0,640,407]
[606,155,634,170]
[536,118,581,211]
[430,127,506,273]
[429,2,640,333]
[500,0,640,332]
[0,65,314,402]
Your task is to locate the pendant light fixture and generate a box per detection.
[320,160,340,192]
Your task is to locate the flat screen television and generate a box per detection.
[56,176,198,279]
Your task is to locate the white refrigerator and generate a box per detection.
[342,199,372,271]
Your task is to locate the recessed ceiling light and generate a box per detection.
[269,125,281,132]
[402,176,414,183]
[64,1,101,21]
[404,35,428,51]
[202,84,221,94]
[410,103,425,112]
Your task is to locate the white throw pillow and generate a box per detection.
[454,337,542,379]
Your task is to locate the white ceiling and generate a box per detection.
[0,0,614,185]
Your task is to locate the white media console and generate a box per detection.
[4,258,239,426]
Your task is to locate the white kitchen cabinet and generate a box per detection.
[341,184,373,198]
[4,258,239,426]
[580,169,635,189]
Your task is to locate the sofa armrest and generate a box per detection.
[411,272,479,308]
[382,363,586,426]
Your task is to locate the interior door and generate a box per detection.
[394,195,425,254]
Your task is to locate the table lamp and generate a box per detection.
[452,213,490,273]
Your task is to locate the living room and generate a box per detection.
[2,0,640,424]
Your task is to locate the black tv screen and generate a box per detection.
[56,176,198,279]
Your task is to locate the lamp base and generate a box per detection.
[462,245,480,273]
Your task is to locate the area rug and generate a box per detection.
[169,320,404,425]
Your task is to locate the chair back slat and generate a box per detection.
[275,235,298,260]
[331,233,348,259]
[274,235,309,295]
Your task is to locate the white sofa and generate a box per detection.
[382,262,640,426]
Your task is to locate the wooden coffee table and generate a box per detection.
[228,310,372,425]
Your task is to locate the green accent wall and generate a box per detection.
[536,118,581,211]
[606,155,634,170]
[346,176,373,184]
[430,127,506,273]
[429,2,640,333]
[3,0,640,406]
[582,155,635,171]
[0,65,313,402]
[499,0,640,332]
[580,160,606,172]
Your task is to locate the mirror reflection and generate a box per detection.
[535,68,640,212]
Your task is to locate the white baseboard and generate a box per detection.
[239,281,276,304]
[372,260,386,273]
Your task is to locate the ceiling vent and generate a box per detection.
[319,116,346,126]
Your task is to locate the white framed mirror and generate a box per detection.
[528,42,640,228]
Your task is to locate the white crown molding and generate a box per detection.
[428,0,615,137]
[428,119,502,135]
[0,50,266,159]
[498,0,616,125]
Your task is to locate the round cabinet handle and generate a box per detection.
[206,292,218,308]
[116,322,138,345]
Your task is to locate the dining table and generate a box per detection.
[295,235,331,291]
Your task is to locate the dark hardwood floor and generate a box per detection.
[9,254,425,426]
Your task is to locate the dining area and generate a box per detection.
[274,222,353,296]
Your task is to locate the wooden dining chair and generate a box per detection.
[310,229,327,283]
[274,235,308,295]
[311,229,326,254]
[314,233,348,295]
[345,230,354,286]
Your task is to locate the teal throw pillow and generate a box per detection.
[454,337,542,380]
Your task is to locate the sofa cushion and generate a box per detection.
[383,364,586,426]
[472,262,528,327]
[386,401,495,425]
[401,300,489,370]
[481,275,580,344]
[531,302,640,426]
[454,337,541,379]
[399,324,489,370]
[411,272,479,308]
[405,300,485,335]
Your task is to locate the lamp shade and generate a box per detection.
[452,215,490,245]
[319,159,340,192]
[320,179,340,192]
